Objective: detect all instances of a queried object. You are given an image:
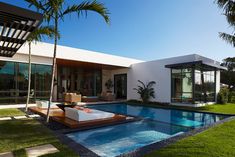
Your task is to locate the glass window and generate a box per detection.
[171,68,193,103]
[0,60,52,104]
[194,68,216,103]
[56,65,102,99]
[33,64,52,100]
[17,63,28,97]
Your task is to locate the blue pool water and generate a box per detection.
[66,103,228,157]
[88,103,227,128]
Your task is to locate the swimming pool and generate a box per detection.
[66,103,228,157]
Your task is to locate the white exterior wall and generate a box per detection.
[127,54,223,103]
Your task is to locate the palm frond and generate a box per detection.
[61,1,110,24]
[25,0,48,13]
[219,32,235,47]
[224,13,235,26]
[133,80,156,102]
[27,26,59,42]
[137,80,146,89]
[146,81,156,88]
[217,0,235,14]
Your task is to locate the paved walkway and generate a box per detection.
[0,152,13,157]
[0,104,36,109]
[0,144,59,157]
[0,114,40,121]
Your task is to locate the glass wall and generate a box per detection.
[194,68,215,103]
[57,65,102,99]
[0,61,52,104]
[171,65,216,104]
[171,68,193,103]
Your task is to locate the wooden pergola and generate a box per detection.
[0,2,43,57]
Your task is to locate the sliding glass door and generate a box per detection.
[114,74,127,99]
[57,65,102,99]
[171,66,216,104]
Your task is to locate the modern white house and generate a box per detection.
[0,42,226,106]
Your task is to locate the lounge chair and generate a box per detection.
[65,107,115,121]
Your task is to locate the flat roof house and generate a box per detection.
[0,42,226,107]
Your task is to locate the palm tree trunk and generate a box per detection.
[46,16,58,123]
[26,42,32,112]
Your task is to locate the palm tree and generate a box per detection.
[25,26,57,112]
[25,0,110,122]
[217,0,235,46]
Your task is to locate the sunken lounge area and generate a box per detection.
[28,103,134,129]
[29,106,131,129]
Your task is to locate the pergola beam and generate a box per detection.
[0,2,43,57]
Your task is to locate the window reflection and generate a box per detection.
[171,65,216,104]
[171,68,193,103]
[0,61,51,104]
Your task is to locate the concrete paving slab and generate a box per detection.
[25,144,59,157]
[0,117,12,121]
[13,116,27,119]
[0,152,14,157]
[28,114,40,118]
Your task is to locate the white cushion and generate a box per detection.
[65,108,79,121]
[65,108,114,121]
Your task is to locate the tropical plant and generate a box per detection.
[25,26,57,112]
[221,57,235,90]
[133,80,156,103]
[26,0,110,122]
[217,87,229,104]
[217,0,235,46]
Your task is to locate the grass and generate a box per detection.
[0,107,78,157]
[198,103,235,115]
[0,119,78,157]
[0,108,25,117]
[145,119,235,157]
[143,103,235,157]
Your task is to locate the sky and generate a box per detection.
[2,0,235,62]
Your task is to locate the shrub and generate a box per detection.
[133,80,156,103]
[217,88,229,104]
[228,91,235,103]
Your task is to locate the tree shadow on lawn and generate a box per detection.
[0,119,78,157]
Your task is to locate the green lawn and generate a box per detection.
[146,119,235,157]
[0,108,78,157]
[0,108,25,117]
[0,119,78,157]
[198,103,235,115]
[145,103,235,157]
